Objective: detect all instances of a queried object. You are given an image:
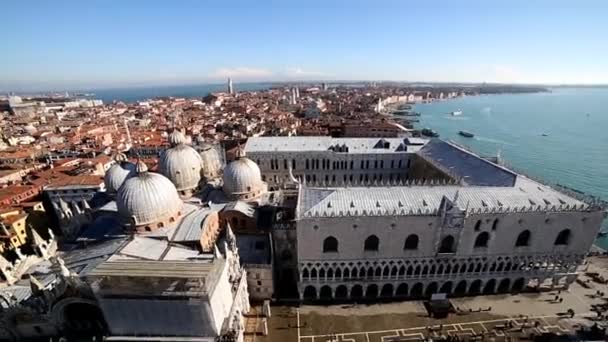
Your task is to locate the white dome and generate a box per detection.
[159,144,204,193]
[200,144,223,178]
[222,152,265,200]
[117,166,183,228]
[104,156,136,195]
[168,130,187,146]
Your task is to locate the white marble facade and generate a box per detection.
[296,190,605,301]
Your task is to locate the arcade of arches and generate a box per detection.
[299,254,582,301]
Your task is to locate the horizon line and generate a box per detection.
[2,80,608,94]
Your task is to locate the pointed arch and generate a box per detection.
[422,265,429,275]
[407,265,414,276]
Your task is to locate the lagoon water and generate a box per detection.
[413,88,608,246]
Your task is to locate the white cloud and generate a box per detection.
[283,67,331,78]
[208,67,274,80]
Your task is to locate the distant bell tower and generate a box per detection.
[228,77,234,95]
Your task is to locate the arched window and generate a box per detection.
[404,234,419,250]
[492,218,499,231]
[474,232,490,248]
[474,220,481,231]
[323,236,338,252]
[439,235,455,253]
[515,230,531,247]
[364,235,379,251]
[554,229,571,246]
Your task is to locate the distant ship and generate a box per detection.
[541,133,549,137]
[450,110,463,116]
[458,130,474,138]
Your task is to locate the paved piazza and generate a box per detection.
[253,257,608,341]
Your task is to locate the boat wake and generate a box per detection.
[474,136,516,146]
[443,115,470,120]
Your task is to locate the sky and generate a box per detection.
[1,0,607,91]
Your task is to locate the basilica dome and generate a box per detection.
[199,144,223,179]
[159,131,204,196]
[222,148,266,201]
[117,160,183,231]
[104,153,136,195]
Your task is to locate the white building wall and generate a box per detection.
[296,209,604,300]
[246,264,274,300]
[249,150,413,187]
[208,259,234,334]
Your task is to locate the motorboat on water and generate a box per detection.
[458,130,474,138]
[541,132,549,137]
[450,110,463,116]
[421,128,439,137]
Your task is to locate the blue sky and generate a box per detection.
[1,0,607,91]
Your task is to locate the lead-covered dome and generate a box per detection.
[117,161,183,231]
[199,144,223,179]
[159,131,203,196]
[104,153,136,196]
[222,147,266,201]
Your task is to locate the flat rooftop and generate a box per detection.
[245,136,428,154]
[417,139,517,187]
